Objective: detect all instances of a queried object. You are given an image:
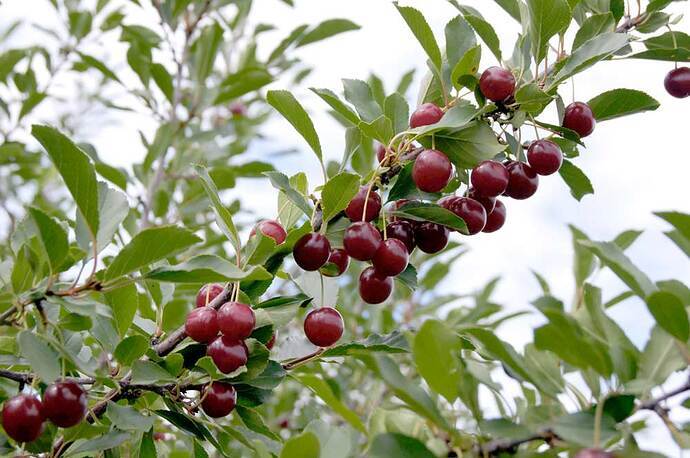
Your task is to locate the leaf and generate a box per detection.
[646,290,689,341]
[18,331,60,383]
[77,52,121,82]
[19,92,47,120]
[391,201,468,233]
[460,327,536,384]
[320,172,360,222]
[104,283,139,336]
[655,211,690,241]
[573,13,615,50]
[384,92,410,135]
[369,433,435,458]
[587,89,660,122]
[27,207,68,273]
[151,63,173,103]
[413,320,462,402]
[430,120,506,168]
[214,67,273,104]
[235,405,282,441]
[321,331,409,357]
[195,165,241,252]
[113,335,149,366]
[67,430,130,455]
[107,402,155,432]
[265,171,313,218]
[450,45,482,90]
[559,159,594,201]
[280,431,320,458]
[411,101,478,136]
[310,87,360,125]
[146,255,271,283]
[297,19,360,47]
[130,360,175,384]
[552,412,617,446]
[514,83,553,113]
[635,326,686,390]
[294,374,367,434]
[342,79,383,123]
[193,22,223,82]
[104,226,201,281]
[394,4,442,71]
[444,15,477,71]
[267,90,323,166]
[32,125,99,237]
[76,182,129,257]
[456,5,503,61]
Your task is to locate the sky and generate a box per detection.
[3,0,690,454]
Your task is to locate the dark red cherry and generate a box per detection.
[293,233,331,271]
[409,103,444,128]
[471,160,509,197]
[376,143,388,163]
[479,67,516,102]
[386,221,416,253]
[438,195,460,210]
[504,161,539,200]
[359,267,393,304]
[1,394,44,443]
[468,188,496,213]
[527,139,563,175]
[482,200,506,233]
[415,222,449,254]
[207,336,248,374]
[185,307,219,343]
[574,449,615,458]
[321,248,349,277]
[266,333,276,350]
[449,197,486,235]
[665,67,690,98]
[196,283,224,308]
[563,102,595,137]
[345,186,382,222]
[343,221,382,261]
[412,149,453,193]
[201,382,237,418]
[217,302,255,340]
[250,220,287,244]
[303,307,344,347]
[373,239,409,276]
[43,381,87,428]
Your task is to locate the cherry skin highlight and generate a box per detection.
[321,248,350,277]
[665,67,690,98]
[196,283,224,308]
[217,302,255,340]
[563,102,596,137]
[1,394,44,443]
[304,307,344,347]
[43,381,88,428]
[471,160,509,197]
[504,161,539,200]
[479,67,516,102]
[409,103,444,128]
[373,238,409,276]
[468,188,496,213]
[201,382,237,418]
[345,186,382,222]
[185,307,219,343]
[415,222,449,254]
[450,197,487,235]
[207,336,249,374]
[343,221,382,261]
[412,149,453,193]
[386,221,416,253]
[482,200,506,233]
[527,139,563,175]
[250,220,286,244]
[359,267,394,304]
[293,233,331,271]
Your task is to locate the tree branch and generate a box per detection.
[478,430,558,456]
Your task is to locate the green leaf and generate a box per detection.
[214,67,273,104]
[493,0,522,21]
[552,412,617,447]
[321,331,409,357]
[32,125,99,237]
[391,201,468,233]
[572,13,615,50]
[113,335,149,366]
[105,226,201,281]
[131,360,175,384]
[460,327,536,384]
[107,402,155,432]
[429,120,506,168]
[18,331,60,383]
[77,52,121,82]
[369,433,435,458]
[151,63,173,103]
[587,88,660,121]
[342,79,383,123]
[27,207,68,273]
[450,45,482,90]
[235,405,282,441]
[294,374,367,434]
[76,182,129,257]
[104,283,139,336]
[320,172,360,223]
[456,5,503,61]
[384,92,410,135]
[411,101,478,136]
[265,171,313,218]
[280,431,320,458]
[195,165,241,252]
[67,430,130,455]
[559,159,594,201]
[310,87,361,126]
[267,90,323,166]
[146,255,271,283]
[297,19,360,47]
[394,4,443,70]
[413,320,462,402]
[193,22,223,82]
[444,15,477,70]
[646,290,690,341]
[514,83,553,113]
[19,92,47,120]
[655,211,690,241]
[635,325,686,390]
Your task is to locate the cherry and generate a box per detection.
[207,336,248,374]
[303,307,344,347]
[345,186,382,222]
[359,267,393,304]
[574,449,615,458]
[185,307,219,343]
[409,102,444,128]
[217,302,255,340]
[412,149,453,193]
[563,102,596,137]
[43,381,87,428]
[471,160,509,197]
[449,197,486,235]
[527,139,563,175]
[1,394,44,443]
[343,221,382,261]
[293,233,331,271]
[415,222,449,253]
[468,188,496,213]
[196,283,224,308]
[388,199,418,226]
[250,220,286,244]
[386,221,416,253]
[373,239,409,276]
[504,161,539,200]
[376,143,388,163]
[479,67,516,102]
[482,200,506,233]
[229,102,246,117]
[266,333,276,350]
[201,382,237,418]
[438,195,460,210]
[665,67,690,98]
[321,248,349,277]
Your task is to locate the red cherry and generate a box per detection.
[1,394,44,443]
[217,302,255,340]
[386,221,416,253]
[201,382,237,418]
[563,102,595,137]
[376,143,388,163]
[293,233,331,271]
[196,283,224,308]
[482,200,506,233]
[665,67,690,98]
[438,195,460,210]
[504,161,539,200]
[229,102,246,117]
[266,333,276,350]
[574,449,615,458]
[345,186,382,222]
[359,267,393,304]
[527,139,563,175]
[321,248,349,277]
[409,103,444,128]
[449,197,486,235]
[207,336,248,374]
[304,307,344,347]
[415,222,449,254]
[468,188,496,213]
[43,381,87,428]
[373,239,409,276]
[471,160,509,197]
[251,220,286,244]
[185,307,219,343]
[412,149,453,193]
[479,67,516,102]
[343,221,382,261]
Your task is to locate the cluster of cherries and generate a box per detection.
[1,380,87,443]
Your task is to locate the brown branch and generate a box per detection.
[282,348,325,370]
[479,430,558,456]
[637,376,690,412]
